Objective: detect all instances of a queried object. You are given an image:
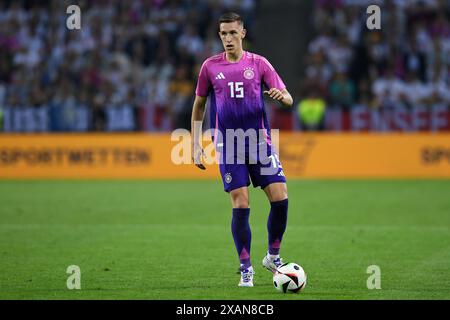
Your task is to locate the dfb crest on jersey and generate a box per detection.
[243,67,255,80]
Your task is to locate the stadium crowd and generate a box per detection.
[0,0,256,132]
[298,0,449,129]
[0,0,448,132]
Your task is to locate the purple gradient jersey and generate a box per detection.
[196,51,287,192]
[195,51,286,146]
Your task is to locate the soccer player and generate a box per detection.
[191,12,293,287]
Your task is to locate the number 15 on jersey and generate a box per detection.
[228,82,244,98]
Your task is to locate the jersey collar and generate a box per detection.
[223,50,246,64]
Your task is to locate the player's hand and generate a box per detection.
[264,88,284,102]
[192,144,206,170]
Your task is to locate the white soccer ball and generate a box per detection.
[273,262,307,293]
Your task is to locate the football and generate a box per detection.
[273,263,307,293]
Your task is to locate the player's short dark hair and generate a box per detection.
[219,12,243,26]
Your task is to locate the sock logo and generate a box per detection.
[225,173,232,184]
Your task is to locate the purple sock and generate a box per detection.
[267,199,288,255]
[231,208,251,269]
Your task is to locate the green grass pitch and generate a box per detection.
[0,180,449,300]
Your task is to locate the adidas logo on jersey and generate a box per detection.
[215,72,225,80]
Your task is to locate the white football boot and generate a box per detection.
[238,266,254,287]
[262,253,284,274]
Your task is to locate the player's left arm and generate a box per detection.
[260,56,293,107]
[264,88,293,107]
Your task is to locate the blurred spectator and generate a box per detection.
[327,34,353,73]
[297,87,326,131]
[176,24,204,62]
[169,65,194,129]
[371,68,407,108]
[329,71,356,108]
[305,51,333,84]
[403,37,427,82]
[402,72,432,107]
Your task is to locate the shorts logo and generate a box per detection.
[243,67,254,80]
[225,173,232,184]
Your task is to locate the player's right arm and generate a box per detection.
[192,59,211,170]
[191,95,207,170]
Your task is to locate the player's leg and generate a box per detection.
[264,182,288,253]
[262,182,289,272]
[219,162,254,286]
[230,186,254,286]
[230,186,251,271]
[248,153,288,273]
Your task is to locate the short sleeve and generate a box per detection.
[195,61,211,97]
[260,57,286,91]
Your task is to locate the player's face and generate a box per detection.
[219,22,246,55]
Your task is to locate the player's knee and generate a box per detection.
[277,189,288,201]
[233,198,249,208]
[271,194,288,203]
[231,194,249,208]
[266,184,288,202]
